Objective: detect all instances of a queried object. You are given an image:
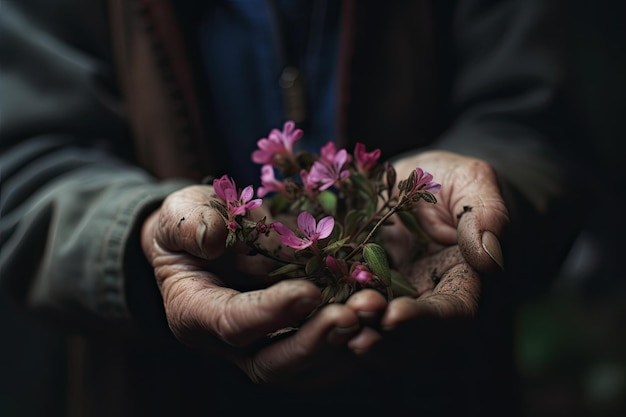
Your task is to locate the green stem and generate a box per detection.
[344,198,406,261]
[351,199,393,242]
[246,240,307,265]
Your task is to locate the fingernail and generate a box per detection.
[292,297,320,314]
[356,310,378,320]
[482,230,504,270]
[195,222,207,256]
[328,324,360,345]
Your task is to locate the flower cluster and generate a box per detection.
[210,121,440,309]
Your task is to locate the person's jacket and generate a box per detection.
[0,0,587,416]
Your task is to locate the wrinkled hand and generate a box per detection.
[345,245,480,369]
[393,150,509,272]
[141,185,362,389]
[344,151,509,368]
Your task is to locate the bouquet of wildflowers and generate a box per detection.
[210,121,440,314]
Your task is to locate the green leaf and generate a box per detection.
[398,169,417,195]
[334,283,354,304]
[209,200,228,219]
[317,190,337,216]
[322,237,351,254]
[345,209,365,235]
[350,173,376,198]
[396,210,430,242]
[305,256,322,275]
[320,285,335,305]
[362,243,391,286]
[225,230,237,248]
[268,263,302,277]
[418,190,437,204]
[390,270,419,297]
[358,190,377,217]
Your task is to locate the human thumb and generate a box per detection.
[155,185,229,260]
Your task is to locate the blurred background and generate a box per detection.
[516,1,626,416]
[1,1,625,416]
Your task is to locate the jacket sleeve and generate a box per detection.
[0,1,191,332]
[432,0,587,295]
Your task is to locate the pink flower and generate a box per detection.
[252,121,303,165]
[273,211,334,250]
[325,255,348,277]
[213,175,262,218]
[213,175,238,203]
[351,264,373,284]
[354,143,381,174]
[257,164,286,198]
[412,168,441,194]
[307,149,350,191]
[319,141,337,164]
[299,168,317,199]
[320,141,352,165]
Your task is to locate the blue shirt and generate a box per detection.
[198,0,342,186]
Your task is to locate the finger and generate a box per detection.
[382,260,481,330]
[347,326,383,356]
[233,251,283,277]
[456,199,508,272]
[349,262,480,370]
[344,246,472,356]
[164,277,322,348]
[419,160,509,272]
[238,303,361,385]
[448,161,508,272]
[348,250,481,360]
[421,259,481,319]
[402,245,467,296]
[342,291,387,358]
[157,185,229,259]
[376,214,430,270]
[344,289,387,325]
[204,250,284,292]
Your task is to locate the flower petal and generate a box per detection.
[297,211,317,238]
[424,183,441,194]
[273,222,311,249]
[240,185,254,203]
[244,199,263,210]
[315,216,335,240]
[272,222,292,236]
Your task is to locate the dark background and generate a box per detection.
[515,1,626,415]
[1,1,625,416]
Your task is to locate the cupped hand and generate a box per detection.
[392,150,509,272]
[345,244,480,369]
[341,151,507,368]
[140,185,362,389]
